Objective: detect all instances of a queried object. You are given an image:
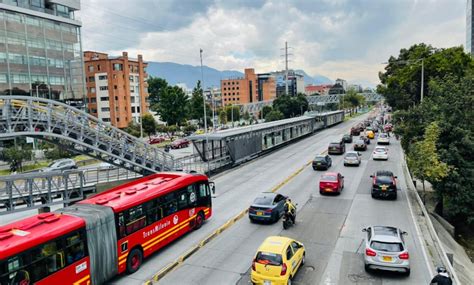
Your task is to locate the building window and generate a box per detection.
[131,107,136,113]
[97,65,101,71]
[88,65,94,72]
[90,87,96,93]
[113,63,123,71]
[100,97,109,102]
[114,85,117,89]
[131,97,135,103]
[98,75,107,80]
[129,75,134,82]
[137,107,140,113]
[101,107,110,112]
[88,76,95,82]
[102,118,110,122]
[115,96,118,100]
[130,86,135,92]
[90,98,96,103]
[99,86,108,91]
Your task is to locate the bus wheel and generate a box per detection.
[127,248,143,274]
[195,212,205,230]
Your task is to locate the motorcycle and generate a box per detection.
[282,204,297,230]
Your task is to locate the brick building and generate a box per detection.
[221,68,276,107]
[84,51,148,128]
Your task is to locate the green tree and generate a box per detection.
[124,121,141,137]
[273,94,308,118]
[225,105,240,122]
[157,86,189,126]
[2,146,32,173]
[407,122,449,203]
[265,110,284,122]
[261,105,273,119]
[147,77,169,109]
[141,113,157,138]
[218,110,227,124]
[188,80,211,126]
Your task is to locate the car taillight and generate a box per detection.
[365,248,376,256]
[249,207,254,213]
[399,252,409,260]
[281,263,287,276]
[264,209,272,213]
[252,259,256,271]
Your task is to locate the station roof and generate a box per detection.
[188,111,341,140]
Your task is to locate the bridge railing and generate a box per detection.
[0,96,175,174]
[0,167,141,215]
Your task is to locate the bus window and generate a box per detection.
[117,213,126,238]
[196,182,211,206]
[125,205,146,235]
[163,193,177,217]
[65,230,86,265]
[146,197,164,225]
[177,186,193,211]
[187,185,197,207]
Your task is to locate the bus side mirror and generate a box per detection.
[209,182,216,194]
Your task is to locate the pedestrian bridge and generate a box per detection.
[0,96,175,175]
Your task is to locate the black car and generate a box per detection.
[313,154,332,170]
[359,135,370,145]
[248,192,287,222]
[354,139,367,151]
[328,141,345,155]
[350,127,361,136]
[370,171,398,200]
[342,134,353,143]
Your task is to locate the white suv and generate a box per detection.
[362,226,410,276]
[377,133,390,145]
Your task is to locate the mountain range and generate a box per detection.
[146,62,332,90]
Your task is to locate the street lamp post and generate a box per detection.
[200,49,211,177]
[383,58,424,103]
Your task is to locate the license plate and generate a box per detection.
[382,256,392,262]
[264,281,271,285]
[325,188,332,192]
[381,185,388,191]
[257,212,263,216]
[317,163,321,165]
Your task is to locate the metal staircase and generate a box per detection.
[0,96,175,174]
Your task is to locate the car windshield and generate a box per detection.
[370,241,403,252]
[314,156,326,162]
[345,153,358,158]
[256,251,282,266]
[329,143,340,147]
[375,176,393,184]
[48,161,61,167]
[253,196,273,205]
[321,175,337,181]
[375,148,386,153]
[379,134,387,138]
[355,140,365,144]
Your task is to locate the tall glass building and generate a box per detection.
[0,0,85,105]
[468,0,473,55]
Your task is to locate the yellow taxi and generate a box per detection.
[366,130,375,139]
[251,236,305,285]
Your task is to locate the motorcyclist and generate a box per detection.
[284,198,296,224]
[430,266,452,285]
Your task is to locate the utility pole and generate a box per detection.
[210,88,216,131]
[200,49,211,177]
[421,59,424,103]
[281,41,293,96]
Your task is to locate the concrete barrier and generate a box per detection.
[431,212,456,238]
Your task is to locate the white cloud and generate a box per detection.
[79,0,466,87]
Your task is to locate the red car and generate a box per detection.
[171,138,190,149]
[148,137,165,144]
[319,172,344,195]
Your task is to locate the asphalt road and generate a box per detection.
[106,111,407,285]
[157,120,432,284]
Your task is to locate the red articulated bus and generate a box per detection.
[0,172,214,285]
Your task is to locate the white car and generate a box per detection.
[373,146,388,160]
[377,133,390,145]
[363,226,410,275]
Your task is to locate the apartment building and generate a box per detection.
[221,69,277,107]
[84,51,148,129]
[0,0,85,106]
[272,70,304,97]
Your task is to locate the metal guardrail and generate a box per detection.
[0,96,175,175]
[0,167,141,215]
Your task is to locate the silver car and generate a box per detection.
[343,151,361,166]
[362,226,410,276]
[42,158,77,172]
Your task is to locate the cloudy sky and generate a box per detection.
[78,0,466,87]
